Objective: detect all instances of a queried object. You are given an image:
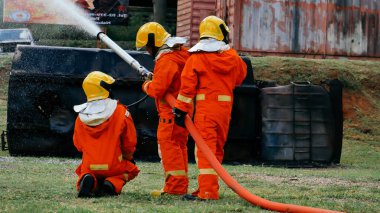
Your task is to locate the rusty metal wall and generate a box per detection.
[325,0,380,57]
[238,0,380,57]
[179,0,380,58]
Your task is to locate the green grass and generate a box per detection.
[0,99,6,134]
[0,153,379,212]
[0,53,13,100]
[252,56,380,91]
[1,55,380,212]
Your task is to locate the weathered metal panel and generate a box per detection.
[238,0,380,57]
[326,0,380,56]
[239,0,328,55]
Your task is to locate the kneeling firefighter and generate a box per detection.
[174,16,247,200]
[73,71,140,197]
[136,22,192,197]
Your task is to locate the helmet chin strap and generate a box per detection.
[100,80,114,99]
[146,33,160,57]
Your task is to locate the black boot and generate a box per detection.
[182,194,206,201]
[78,174,94,198]
[101,181,118,196]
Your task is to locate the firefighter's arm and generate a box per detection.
[73,118,83,152]
[121,110,137,161]
[174,56,198,113]
[142,60,177,99]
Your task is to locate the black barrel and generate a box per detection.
[260,81,341,164]
[224,57,260,162]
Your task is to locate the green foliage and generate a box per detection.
[108,12,153,41]
[36,39,135,49]
[31,25,94,40]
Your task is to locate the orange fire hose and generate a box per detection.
[164,94,343,213]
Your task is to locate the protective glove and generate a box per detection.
[173,108,187,128]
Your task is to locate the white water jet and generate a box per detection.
[43,0,151,77]
[44,0,101,36]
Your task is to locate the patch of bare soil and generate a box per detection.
[342,90,380,141]
[361,71,380,98]
[343,90,374,124]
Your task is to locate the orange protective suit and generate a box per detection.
[175,48,247,200]
[73,103,140,194]
[142,47,191,195]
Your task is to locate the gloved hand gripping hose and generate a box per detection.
[173,107,187,128]
[97,34,343,213]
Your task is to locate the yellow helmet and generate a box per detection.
[199,16,230,42]
[82,71,115,102]
[136,22,171,49]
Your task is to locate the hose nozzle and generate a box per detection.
[97,32,106,40]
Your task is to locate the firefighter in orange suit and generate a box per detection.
[173,16,247,200]
[73,71,140,198]
[136,22,192,197]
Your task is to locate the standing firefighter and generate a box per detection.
[136,22,192,197]
[174,16,247,200]
[73,71,140,198]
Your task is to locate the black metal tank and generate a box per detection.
[6,45,260,162]
[260,81,343,164]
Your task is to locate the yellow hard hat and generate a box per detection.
[136,22,171,49]
[82,71,115,102]
[199,16,230,42]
